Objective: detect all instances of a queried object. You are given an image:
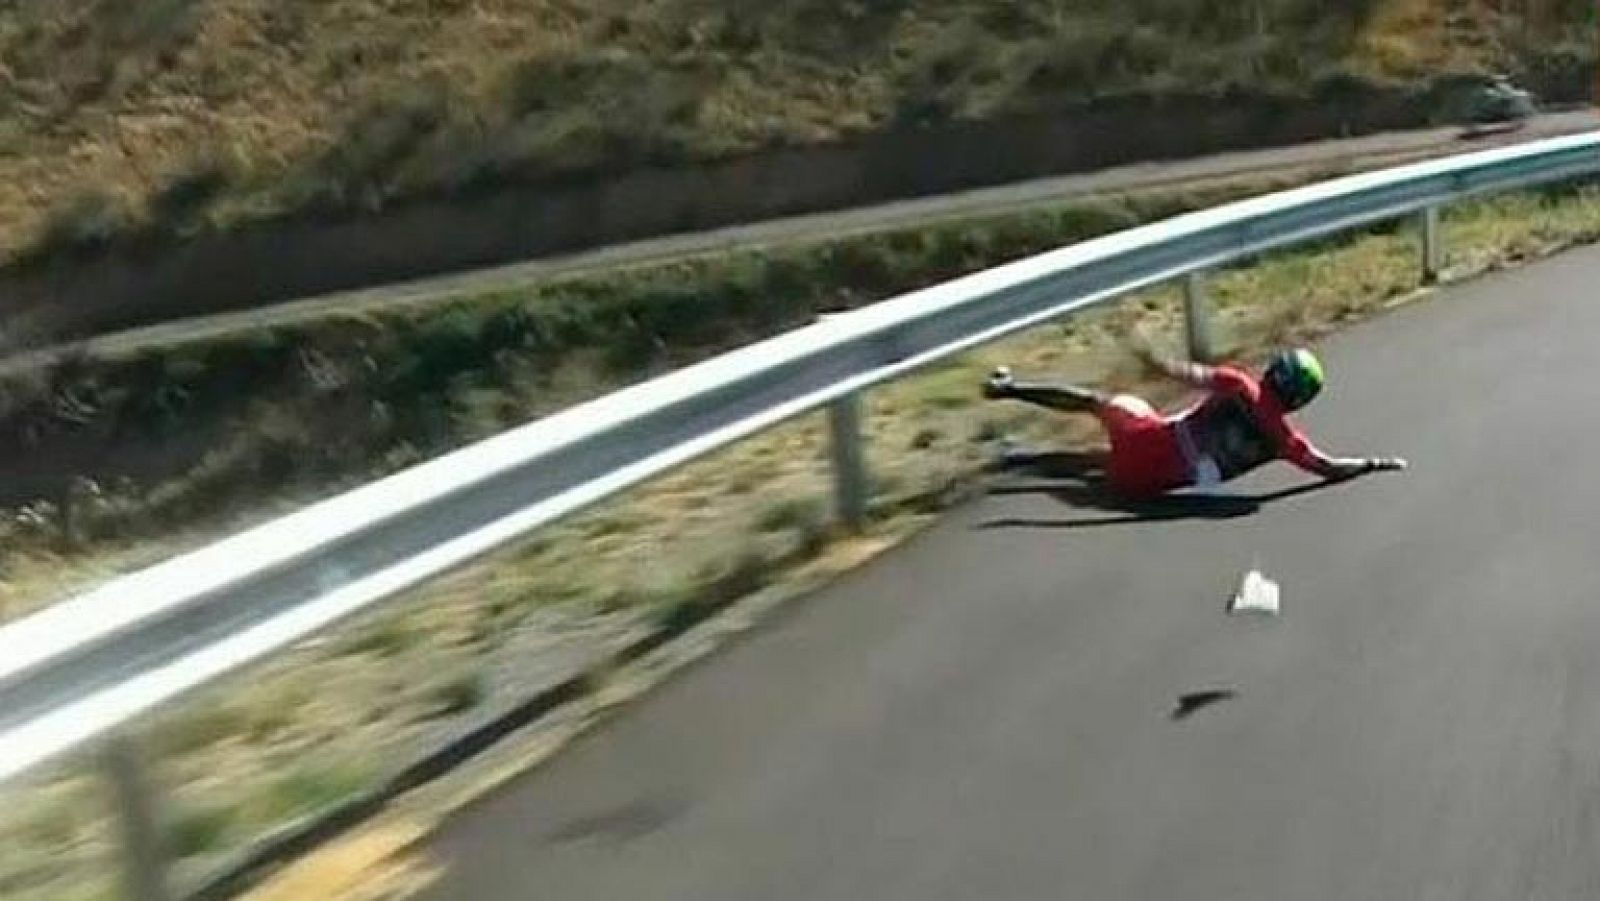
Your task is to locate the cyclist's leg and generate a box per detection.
[1095,394,1161,433]
[983,367,1113,412]
[1098,396,1184,497]
[985,368,1153,482]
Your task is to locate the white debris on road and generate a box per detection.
[1230,569,1280,616]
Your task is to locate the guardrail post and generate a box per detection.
[102,734,172,901]
[1420,206,1443,284]
[1183,271,1216,363]
[827,393,869,530]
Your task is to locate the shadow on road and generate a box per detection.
[543,798,685,846]
[1171,689,1238,721]
[990,449,1107,482]
[977,478,1350,531]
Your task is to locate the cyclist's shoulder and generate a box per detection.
[1208,363,1261,395]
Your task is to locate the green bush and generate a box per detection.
[250,759,372,826]
[167,802,233,860]
[426,671,487,719]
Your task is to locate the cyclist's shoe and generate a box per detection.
[983,366,1015,399]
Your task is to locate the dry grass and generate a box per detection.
[2,181,1600,898]
[240,822,438,901]
[0,0,1588,265]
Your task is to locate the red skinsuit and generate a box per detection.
[1097,365,1329,498]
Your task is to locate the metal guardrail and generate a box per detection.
[2,131,1598,899]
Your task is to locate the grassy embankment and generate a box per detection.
[0,0,1590,270]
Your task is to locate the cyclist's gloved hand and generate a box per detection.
[1365,456,1408,472]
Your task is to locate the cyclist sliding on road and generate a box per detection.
[981,340,1408,499]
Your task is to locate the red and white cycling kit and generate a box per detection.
[1095,365,1332,498]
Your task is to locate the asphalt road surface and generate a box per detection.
[422,245,1600,900]
[15,109,1592,373]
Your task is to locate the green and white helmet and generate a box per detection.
[1263,348,1325,411]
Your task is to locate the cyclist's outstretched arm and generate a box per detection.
[1283,430,1408,480]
